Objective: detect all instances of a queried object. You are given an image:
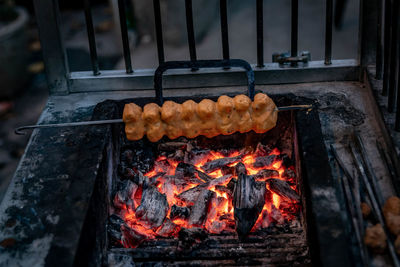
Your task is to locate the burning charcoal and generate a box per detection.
[188,190,216,227]
[269,205,285,225]
[255,143,272,157]
[227,178,237,192]
[136,185,169,229]
[266,178,300,202]
[280,154,293,168]
[178,227,208,249]
[200,156,242,173]
[121,224,148,248]
[282,169,296,180]
[233,163,266,239]
[221,165,236,176]
[205,197,228,234]
[253,169,279,180]
[158,142,187,152]
[156,219,180,237]
[253,155,279,168]
[208,175,232,188]
[113,180,138,210]
[148,171,166,180]
[170,205,190,221]
[214,185,233,197]
[120,167,136,180]
[177,185,207,205]
[175,162,211,183]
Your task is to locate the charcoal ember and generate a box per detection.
[170,205,190,221]
[168,149,185,161]
[214,185,233,197]
[177,175,231,205]
[178,227,208,249]
[156,219,180,237]
[221,165,236,176]
[255,143,272,157]
[121,149,134,165]
[280,154,293,168]
[259,210,271,228]
[121,224,148,248]
[282,169,296,180]
[158,142,187,152]
[136,185,169,229]
[269,205,285,225]
[200,156,242,173]
[253,155,279,168]
[177,184,207,205]
[119,167,136,180]
[147,171,166,180]
[206,220,226,234]
[175,162,211,183]
[253,169,279,180]
[233,163,266,239]
[205,197,228,234]
[163,175,202,193]
[227,178,237,192]
[188,190,216,227]
[266,178,300,202]
[113,180,138,210]
[108,214,126,248]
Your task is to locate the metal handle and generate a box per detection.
[154,59,255,105]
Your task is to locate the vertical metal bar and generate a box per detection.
[359,0,378,70]
[185,0,197,62]
[256,0,264,68]
[220,0,230,61]
[383,0,392,95]
[33,0,69,95]
[388,0,399,113]
[118,0,133,73]
[376,0,383,79]
[153,0,165,64]
[83,0,100,76]
[325,0,333,65]
[291,0,298,66]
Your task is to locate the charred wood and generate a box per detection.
[253,169,280,180]
[253,155,279,168]
[233,163,266,238]
[221,165,236,176]
[188,190,216,227]
[170,205,190,221]
[156,219,180,237]
[178,227,208,250]
[158,142,187,152]
[136,185,169,229]
[200,156,242,173]
[266,179,299,202]
[175,162,212,183]
[113,180,138,210]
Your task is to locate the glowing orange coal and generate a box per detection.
[116,145,299,248]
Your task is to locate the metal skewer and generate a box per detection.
[14,104,313,135]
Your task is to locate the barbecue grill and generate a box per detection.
[1,0,400,266]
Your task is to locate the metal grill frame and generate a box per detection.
[33,0,378,97]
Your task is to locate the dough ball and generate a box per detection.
[252,93,278,133]
[364,224,387,253]
[383,196,400,218]
[181,100,197,120]
[234,95,251,111]
[142,103,162,124]
[197,99,216,119]
[217,95,234,114]
[143,103,165,142]
[217,95,237,135]
[123,103,142,123]
[161,101,183,139]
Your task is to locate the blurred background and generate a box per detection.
[0,0,359,201]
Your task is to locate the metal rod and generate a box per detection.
[396,66,400,130]
[383,0,392,95]
[376,140,400,195]
[15,119,124,135]
[349,143,400,267]
[256,0,264,68]
[83,0,100,76]
[14,105,311,135]
[220,0,230,62]
[325,0,333,65]
[153,0,165,64]
[376,0,383,79]
[185,0,197,64]
[118,0,133,74]
[388,0,399,112]
[291,0,298,67]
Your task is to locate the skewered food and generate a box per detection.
[123,93,278,142]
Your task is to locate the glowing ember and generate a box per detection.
[112,143,300,248]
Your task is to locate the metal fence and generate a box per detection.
[33,0,397,126]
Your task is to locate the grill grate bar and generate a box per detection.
[324,0,333,65]
[382,0,392,96]
[153,0,165,64]
[185,0,197,65]
[256,0,264,67]
[117,0,133,74]
[376,0,383,79]
[220,0,230,63]
[291,0,299,66]
[83,0,100,76]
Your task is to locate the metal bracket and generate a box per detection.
[272,51,311,66]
